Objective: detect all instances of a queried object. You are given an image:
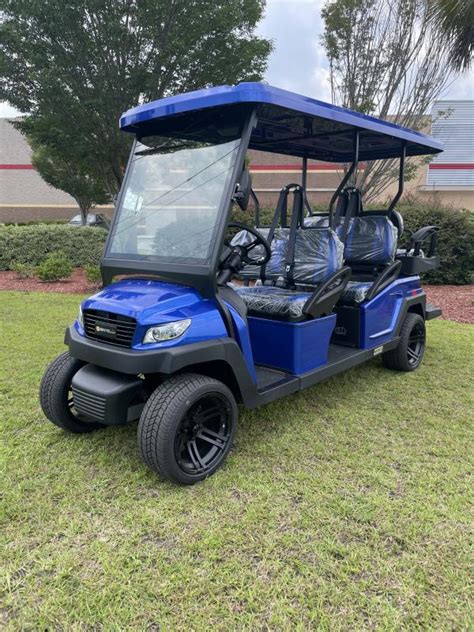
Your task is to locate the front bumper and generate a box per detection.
[71,364,145,425]
[65,326,240,376]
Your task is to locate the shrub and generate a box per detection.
[1,219,67,226]
[0,224,107,270]
[84,264,102,285]
[231,205,274,226]
[397,196,474,285]
[10,261,36,279]
[35,251,73,282]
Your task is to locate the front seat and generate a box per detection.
[231,226,349,321]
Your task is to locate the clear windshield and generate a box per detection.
[107,136,241,265]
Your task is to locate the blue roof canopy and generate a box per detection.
[120,83,443,162]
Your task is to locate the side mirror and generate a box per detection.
[233,169,252,211]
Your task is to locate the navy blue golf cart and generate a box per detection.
[40,83,443,484]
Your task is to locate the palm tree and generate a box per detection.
[428,0,474,71]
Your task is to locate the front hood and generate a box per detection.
[82,278,219,326]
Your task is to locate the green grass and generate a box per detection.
[1,291,473,631]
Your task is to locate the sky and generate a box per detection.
[1,0,472,117]
[256,0,474,103]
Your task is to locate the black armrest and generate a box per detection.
[365,260,402,301]
[303,267,351,319]
[409,225,439,257]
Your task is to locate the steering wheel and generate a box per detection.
[217,221,271,284]
[227,221,271,264]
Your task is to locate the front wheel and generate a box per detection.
[382,313,426,372]
[137,373,238,484]
[39,351,105,433]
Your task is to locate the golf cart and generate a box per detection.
[39,83,443,484]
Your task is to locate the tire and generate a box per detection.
[382,313,426,372]
[137,373,238,485]
[39,351,104,433]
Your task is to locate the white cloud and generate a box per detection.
[256,0,330,99]
[0,102,22,118]
[442,68,474,100]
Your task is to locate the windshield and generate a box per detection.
[107,135,241,265]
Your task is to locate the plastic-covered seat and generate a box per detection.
[344,216,398,265]
[339,281,373,305]
[234,286,311,321]
[231,227,346,320]
[234,227,344,285]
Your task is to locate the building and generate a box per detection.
[0,100,473,222]
[0,119,113,223]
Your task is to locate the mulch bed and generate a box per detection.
[0,268,98,294]
[423,284,473,325]
[0,270,472,324]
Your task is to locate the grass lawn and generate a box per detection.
[1,291,473,630]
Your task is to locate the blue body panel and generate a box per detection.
[120,83,443,160]
[225,304,257,383]
[360,276,422,348]
[74,277,424,381]
[247,314,337,375]
[77,279,228,351]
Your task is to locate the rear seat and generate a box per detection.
[302,188,402,306]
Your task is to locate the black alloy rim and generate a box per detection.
[174,394,233,475]
[407,322,425,367]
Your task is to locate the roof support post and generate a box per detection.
[301,155,308,192]
[388,141,407,214]
[301,155,313,219]
[328,130,359,229]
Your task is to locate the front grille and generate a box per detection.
[72,386,106,422]
[83,309,137,348]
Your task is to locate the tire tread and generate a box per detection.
[137,373,237,484]
[39,351,102,432]
[382,312,425,372]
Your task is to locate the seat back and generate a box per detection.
[303,186,401,268]
[343,215,398,265]
[234,226,344,286]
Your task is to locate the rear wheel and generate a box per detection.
[382,313,426,372]
[39,351,105,433]
[137,373,237,484]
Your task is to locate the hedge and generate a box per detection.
[396,197,474,285]
[0,224,107,270]
[233,196,473,285]
[1,199,472,284]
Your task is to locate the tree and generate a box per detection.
[0,0,271,196]
[321,0,455,202]
[17,114,110,224]
[428,0,474,71]
[30,144,109,226]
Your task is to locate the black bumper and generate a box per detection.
[425,303,442,321]
[65,326,255,392]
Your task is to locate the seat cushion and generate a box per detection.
[340,281,373,305]
[234,285,312,321]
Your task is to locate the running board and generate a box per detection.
[251,339,399,407]
[426,303,442,320]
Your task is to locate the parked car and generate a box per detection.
[68,213,110,229]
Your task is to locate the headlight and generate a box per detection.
[77,305,84,329]
[143,319,191,344]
